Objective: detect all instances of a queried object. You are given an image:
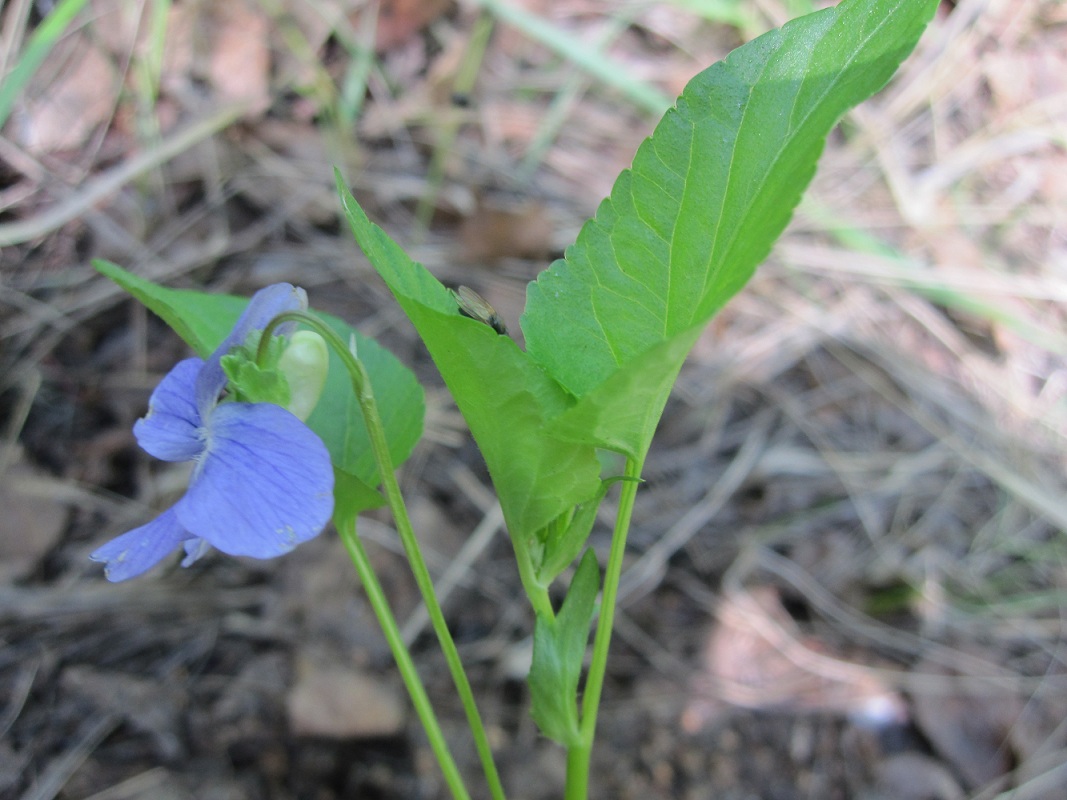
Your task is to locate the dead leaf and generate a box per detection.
[86,0,144,54]
[375,0,452,52]
[0,452,69,583]
[982,50,1034,116]
[910,659,1023,790]
[459,198,554,263]
[10,32,118,154]
[287,659,405,739]
[160,0,271,117]
[682,587,906,732]
[208,1,272,115]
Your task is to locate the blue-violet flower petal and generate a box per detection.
[90,508,193,582]
[133,358,204,462]
[196,283,307,416]
[177,402,333,558]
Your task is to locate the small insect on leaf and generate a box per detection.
[453,285,508,335]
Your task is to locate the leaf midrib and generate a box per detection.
[704,3,900,308]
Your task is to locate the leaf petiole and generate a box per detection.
[565,456,644,800]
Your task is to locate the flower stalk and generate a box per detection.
[336,518,471,800]
[263,312,507,800]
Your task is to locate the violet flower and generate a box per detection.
[91,284,334,581]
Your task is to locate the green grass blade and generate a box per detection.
[470,0,672,115]
[0,0,90,130]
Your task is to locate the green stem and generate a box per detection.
[564,740,591,800]
[511,531,555,621]
[565,456,643,800]
[337,521,471,800]
[357,364,508,800]
[264,313,507,800]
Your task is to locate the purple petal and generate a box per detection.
[196,284,308,416]
[176,402,334,558]
[89,507,192,582]
[134,358,205,461]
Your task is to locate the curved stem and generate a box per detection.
[511,531,555,621]
[337,521,471,800]
[359,362,508,800]
[565,456,643,800]
[268,313,507,800]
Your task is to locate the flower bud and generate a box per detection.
[278,330,329,421]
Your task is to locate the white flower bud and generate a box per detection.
[278,330,329,421]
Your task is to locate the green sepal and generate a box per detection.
[220,332,291,407]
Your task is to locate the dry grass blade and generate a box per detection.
[0,105,247,246]
[18,714,120,800]
[619,409,774,605]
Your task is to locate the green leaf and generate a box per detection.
[522,0,938,457]
[546,324,703,458]
[528,549,600,746]
[332,468,387,531]
[94,259,423,514]
[336,178,601,538]
[95,260,244,357]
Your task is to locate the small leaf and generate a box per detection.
[337,178,601,538]
[332,468,387,531]
[528,549,600,746]
[95,260,423,515]
[536,482,611,588]
[220,329,290,406]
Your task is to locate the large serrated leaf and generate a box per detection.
[336,179,601,537]
[94,259,423,513]
[522,0,937,456]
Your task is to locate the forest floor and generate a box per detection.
[2,1,1066,798]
